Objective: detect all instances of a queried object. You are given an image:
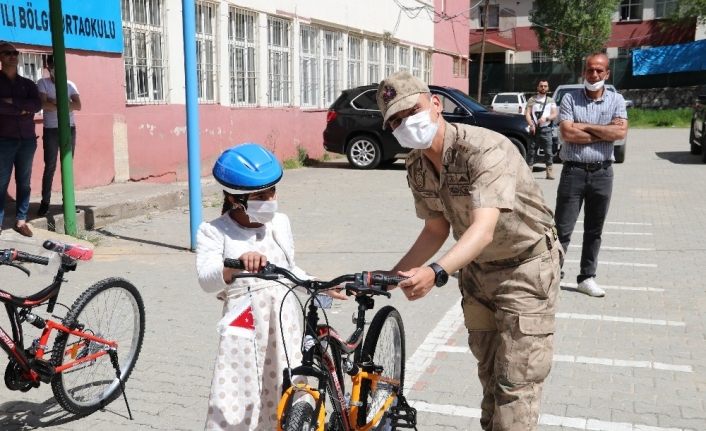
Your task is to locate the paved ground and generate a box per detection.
[0,128,704,430]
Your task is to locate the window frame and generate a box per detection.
[384,42,396,77]
[300,24,320,107]
[479,4,500,29]
[367,40,381,85]
[654,0,677,18]
[347,35,363,89]
[398,46,410,72]
[122,0,167,104]
[322,29,343,107]
[228,7,258,106]
[267,16,292,106]
[195,0,218,103]
[619,0,642,21]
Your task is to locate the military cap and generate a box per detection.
[376,71,430,129]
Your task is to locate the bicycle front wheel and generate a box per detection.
[359,306,405,429]
[284,401,316,431]
[50,277,145,415]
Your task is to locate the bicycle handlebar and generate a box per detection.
[223,258,406,298]
[0,249,50,266]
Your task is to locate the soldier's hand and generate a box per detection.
[397,266,435,301]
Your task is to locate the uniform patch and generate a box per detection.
[447,172,471,196]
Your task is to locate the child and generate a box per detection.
[196,143,339,430]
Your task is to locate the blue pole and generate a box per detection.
[182,0,202,250]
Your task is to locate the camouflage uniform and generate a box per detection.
[406,122,561,430]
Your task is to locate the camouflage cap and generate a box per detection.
[376,71,430,129]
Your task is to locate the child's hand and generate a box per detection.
[325,287,348,300]
[238,252,268,272]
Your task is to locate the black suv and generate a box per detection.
[323,85,532,169]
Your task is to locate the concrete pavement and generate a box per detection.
[0,128,704,430]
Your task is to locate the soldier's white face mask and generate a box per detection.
[392,109,439,150]
[246,200,277,223]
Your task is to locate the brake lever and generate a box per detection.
[9,263,30,277]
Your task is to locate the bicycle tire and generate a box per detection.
[50,277,145,415]
[359,306,405,430]
[283,401,316,431]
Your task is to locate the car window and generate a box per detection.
[444,88,488,112]
[437,94,465,115]
[493,94,517,103]
[350,89,379,111]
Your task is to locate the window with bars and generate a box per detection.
[367,40,381,85]
[195,1,218,103]
[347,36,363,88]
[267,16,291,105]
[654,0,677,18]
[479,4,499,28]
[411,48,422,78]
[423,51,431,83]
[619,0,642,21]
[322,30,342,106]
[398,46,409,71]
[300,25,319,107]
[17,52,47,82]
[122,0,166,103]
[531,51,551,63]
[228,7,257,106]
[384,43,396,77]
[453,56,467,77]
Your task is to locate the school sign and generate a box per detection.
[0,0,122,53]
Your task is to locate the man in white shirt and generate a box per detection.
[524,80,557,179]
[36,55,81,217]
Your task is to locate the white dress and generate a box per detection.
[196,212,306,430]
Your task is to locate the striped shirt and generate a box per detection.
[558,88,627,163]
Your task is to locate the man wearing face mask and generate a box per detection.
[377,71,561,431]
[556,53,628,298]
[36,55,81,217]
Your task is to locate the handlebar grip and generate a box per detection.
[16,251,50,266]
[223,258,245,269]
[370,273,408,288]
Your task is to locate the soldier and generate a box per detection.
[377,71,561,430]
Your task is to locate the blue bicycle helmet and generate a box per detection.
[213,143,283,195]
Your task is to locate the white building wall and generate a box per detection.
[160,0,435,109]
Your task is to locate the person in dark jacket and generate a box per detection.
[0,41,41,237]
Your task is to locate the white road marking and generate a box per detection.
[434,347,692,372]
[561,282,665,292]
[404,301,463,391]
[572,230,653,235]
[569,245,655,251]
[576,221,653,226]
[564,259,657,267]
[556,312,685,327]
[409,400,689,430]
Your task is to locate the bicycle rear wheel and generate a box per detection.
[50,278,145,415]
[283,401,316,431]
[359,306,405,429]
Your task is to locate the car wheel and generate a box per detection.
[346,135,382,169]
[614,144,626,163]
[507,137,527,160]
[690,119,702,155]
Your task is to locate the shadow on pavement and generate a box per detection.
[96,228,190,252]
[655,151,704,164]
[0,397,91,429]
[306,160,406,171]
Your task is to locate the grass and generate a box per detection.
[627,108,692,128]
[282,147,336,169]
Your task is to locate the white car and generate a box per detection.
[490,92,527,115]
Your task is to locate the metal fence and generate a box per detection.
[470,58,706,105]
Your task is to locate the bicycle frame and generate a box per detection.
[0,256,115,386]
[276,294,400,431]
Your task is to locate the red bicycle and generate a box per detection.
[0,240,145,418]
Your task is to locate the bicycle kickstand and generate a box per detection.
[390,393,418,430]
[108,349,134,420]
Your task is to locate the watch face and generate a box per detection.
[436,271,449,287]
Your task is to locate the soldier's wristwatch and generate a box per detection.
[428,262,449,287]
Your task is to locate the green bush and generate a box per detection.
[627,108,692,128]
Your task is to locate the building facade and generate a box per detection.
[3,0,468,193]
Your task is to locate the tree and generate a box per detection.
[529,0,620,80]
[674,0,706,23]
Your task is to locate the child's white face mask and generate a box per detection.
[246,200,277,223]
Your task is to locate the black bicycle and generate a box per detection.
[0,240,145,418]
[224,258,417,431]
